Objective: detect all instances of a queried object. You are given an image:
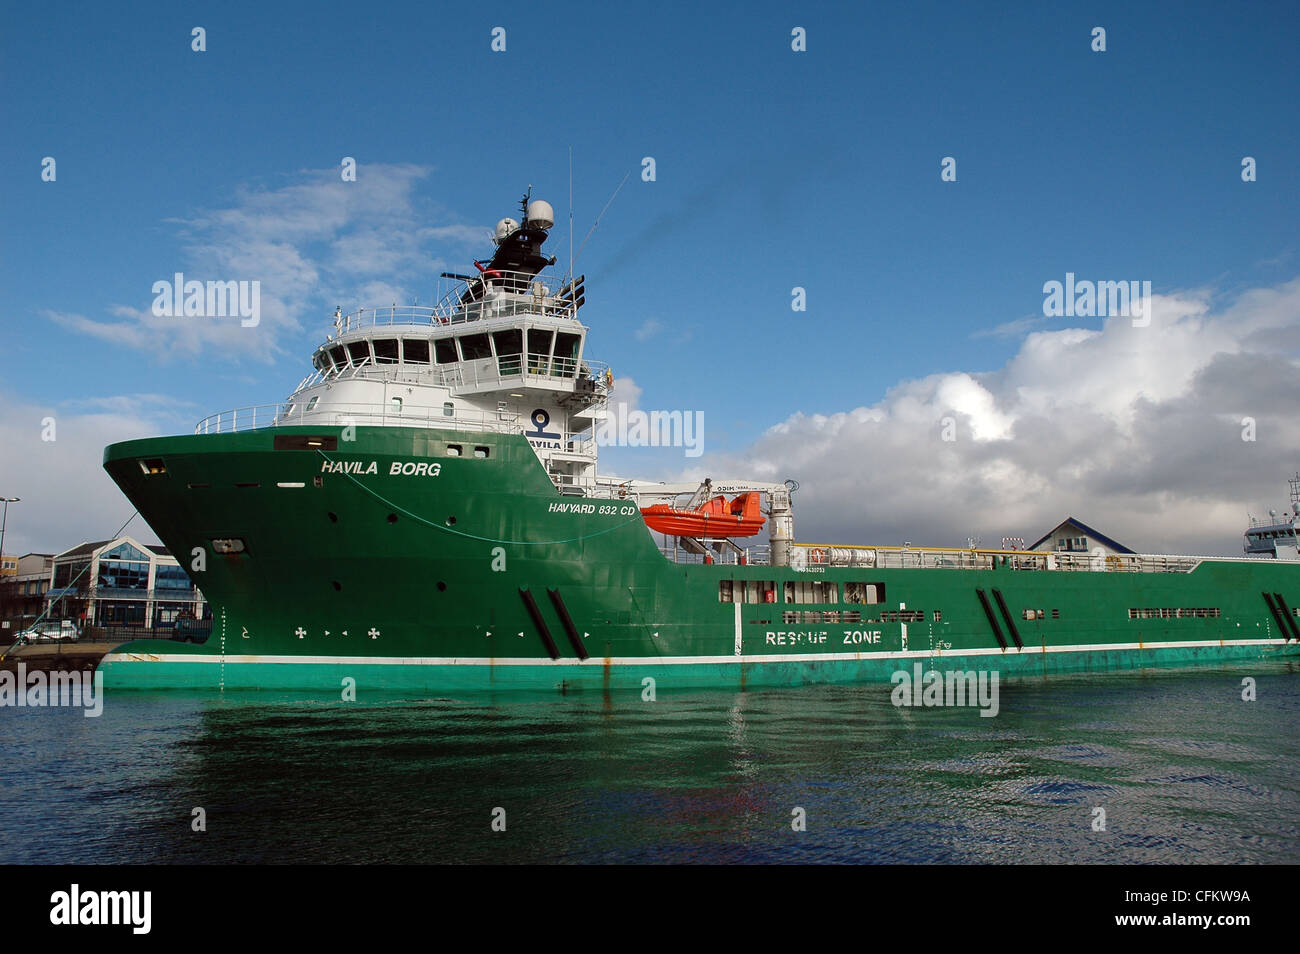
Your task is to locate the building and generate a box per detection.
[1028,517,1135,556]
[0,553,54,634]
[44,535,208,630]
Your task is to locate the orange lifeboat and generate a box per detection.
[640,492,765,538]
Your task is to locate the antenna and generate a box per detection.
[568,147,575,285]
[573,168,632,272]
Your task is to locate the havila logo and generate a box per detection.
[890,663,999,717]
[152,272,260,327]
[1042,272,1152,327]
[0,664,104,717]
[50,884,151,934]
[594,403,704,458]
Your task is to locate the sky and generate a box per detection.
[1,0,1298,557]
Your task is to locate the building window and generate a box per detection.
[154,564,193,592]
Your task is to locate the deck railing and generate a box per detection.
[288,355,609,399]
[329,270,583,334]
[195,402,526,435]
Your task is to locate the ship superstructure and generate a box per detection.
[92,187,1300,692]
[1243,473,1300,560]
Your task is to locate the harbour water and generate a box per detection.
[2,661,1297,864]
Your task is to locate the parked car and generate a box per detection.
[16,620,81,643]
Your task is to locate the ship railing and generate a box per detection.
[295,364,465,393]
[297,352,608,396]
[195,402,523,435]
[659,541,772,566]
[329,270,582,334]
[789,543,1211,573]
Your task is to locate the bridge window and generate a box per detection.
[373,338,399,364]
[435,338,458,364]
[528,329,553,352]
[402,339,430,364]
[346,340,371,364]
[458,333,491,361]
[527,329,554,373]
[328,345,347,368]
[492,329,522,356]
[553,332,581,376]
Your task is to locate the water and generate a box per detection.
[2,663,1298,863]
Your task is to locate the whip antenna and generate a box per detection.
[573,168,631,271]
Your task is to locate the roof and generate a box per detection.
[53,537,169,561]
[54,540,111,561]
[1029,517,1135,554]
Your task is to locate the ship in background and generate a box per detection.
[98,188,1300,691]
[1243,473,1300,560]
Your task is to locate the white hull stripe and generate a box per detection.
[102,638,1292,668]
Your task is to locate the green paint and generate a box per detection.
[100,425,1300,692]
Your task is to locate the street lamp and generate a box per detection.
[0,497,18,575]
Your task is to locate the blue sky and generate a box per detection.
[2,0,1298,555]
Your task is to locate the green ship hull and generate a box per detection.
[98,425,1300,693]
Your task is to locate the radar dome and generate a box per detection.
[494,217,520,244]
[525,200,554,230]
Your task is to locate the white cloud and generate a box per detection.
[686,280,1300,555]
[634,318,664,341]
[0,394,189,555]
[51,164,484,362]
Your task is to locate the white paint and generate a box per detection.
[102,638,1290,668]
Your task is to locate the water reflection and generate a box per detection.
[1,663,1297,863]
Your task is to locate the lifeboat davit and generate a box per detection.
[640,492,765,538]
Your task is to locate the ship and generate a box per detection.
[97,188,1300,691]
